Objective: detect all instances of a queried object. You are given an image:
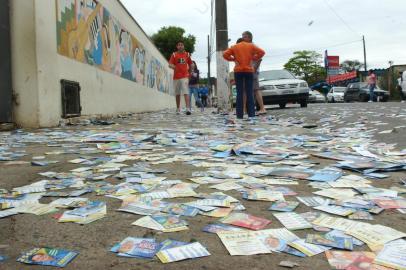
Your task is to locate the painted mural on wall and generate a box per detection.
[56,0,171,94]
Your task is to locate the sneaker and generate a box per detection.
[368,100,373,103]
[186,110,191,115]
[401,100,405,103]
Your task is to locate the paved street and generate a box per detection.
[0,102,405,269]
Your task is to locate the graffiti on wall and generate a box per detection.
[56,0,170,94]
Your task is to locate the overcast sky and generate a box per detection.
[122,0,406,77]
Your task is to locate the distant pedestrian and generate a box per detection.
[397,71,405,103]
[169,41,192,115]
[200,85,209,108]
[242,31,267,115]
[366,70,377,102]
[224,35,265,119]
[189,61,204,111]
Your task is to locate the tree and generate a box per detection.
[340,60,364,72]
[151,26,196,60]
[284,50,326,85]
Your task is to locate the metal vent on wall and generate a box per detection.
[61,80,82,118]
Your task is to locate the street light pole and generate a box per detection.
[207,35,211,96]
[215,0,230,112]
[363,35,367,72]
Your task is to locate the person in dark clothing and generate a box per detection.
[223,35,265,119]
[397,71,405,102]
[200,87,208,108]
[189,61,204,111]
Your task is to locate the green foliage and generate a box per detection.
[151,26,196,60]
[199,78,208,85]
[284,50,326,85]
[340,59,364,72]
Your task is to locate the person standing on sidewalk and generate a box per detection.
[242,31,267,115]
[397,71,405,103]
[188,61,204,111]
[366,70,377,102]
[223,33,266,119]
[169,41,192,115]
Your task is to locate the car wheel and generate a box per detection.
[360,94,368,102]
[279,103,286,109]
[300,101,308,108]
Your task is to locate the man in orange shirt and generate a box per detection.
[223,33,265,119]
[169,41,192,115]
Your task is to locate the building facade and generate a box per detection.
[1,0,175,127]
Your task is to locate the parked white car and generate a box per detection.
[309,90,326,103]
[259,70,310,109]
[402,71,406,98]
[327,87,346,103]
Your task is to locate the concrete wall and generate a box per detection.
[10,0,40,127]
[11,0,175,128]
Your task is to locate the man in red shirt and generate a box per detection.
[169,41,192,115]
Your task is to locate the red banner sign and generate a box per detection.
[327,71,357,84]
[327,56,340,68]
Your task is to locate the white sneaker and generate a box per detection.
[368,100,373,103]
[401,100,405,103]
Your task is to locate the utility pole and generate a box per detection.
[207,35,211,96]
[363,35,367,72]
[215,0,230,112]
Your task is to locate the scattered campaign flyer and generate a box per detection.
[326,230,364,246]
[255,228,300,243]
[217,231,271,256]
[346,223,406,251]
[15,203,57,215]
[269,201,299,212]
[314,189,357,200]
[156,242,210,263]
[296,196,331,207]
[151,215,189,231]
[251,230,289,252]
[282,245,307,257]
[313,205,355,217]
[158,239,189,251]
[210,181,243,191]
[306,234,353,250]
[273,212,312,230]
[117,202,161,216]
[221,212,271,230]
[202,223,243,234]
[111,237,159,259]
[288,239,331,257]
[308,169,343,182]
[132,215,189,232]
[162,204,199,217]
[374,239,406,270]
[243,190,285,202]
[200,207,233,218]
[0,208,18,219]
[325,250,376,270]
[17,248,78,267]
[58,201,106,224]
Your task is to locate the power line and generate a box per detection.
[323,0,360,36]
[262,39,363,58]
